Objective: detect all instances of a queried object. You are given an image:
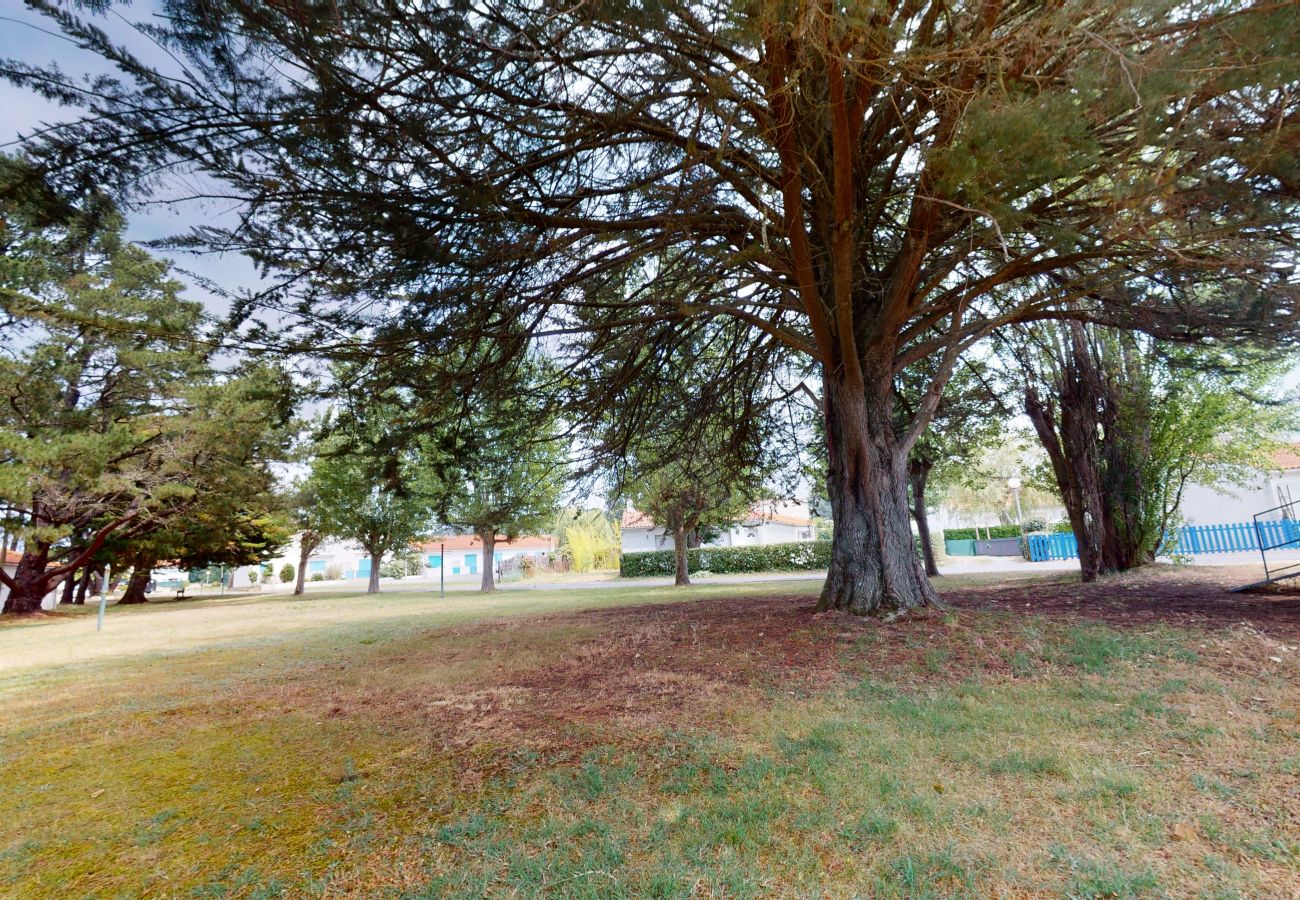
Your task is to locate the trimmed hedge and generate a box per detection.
[941,524,1022,540]
[620,537,928,577]
[621,540,832,577]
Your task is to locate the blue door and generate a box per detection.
[357,558,371,578]
[466,553,478,574]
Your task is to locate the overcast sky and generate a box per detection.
[0,2,263,319]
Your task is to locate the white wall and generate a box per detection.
[1178,470,1300,525]
[621,521,814,553]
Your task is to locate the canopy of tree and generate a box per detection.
[5,1,1297,614]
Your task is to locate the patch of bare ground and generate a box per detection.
[259,567,1299,763]
[945,564,1300,638]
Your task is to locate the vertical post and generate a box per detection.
[96,565,109,632]
[440,541,445,598]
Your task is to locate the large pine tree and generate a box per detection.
[5,0,1297,614]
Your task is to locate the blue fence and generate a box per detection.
[1028,520,1300,562]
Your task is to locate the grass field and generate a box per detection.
[1,571,1297,898]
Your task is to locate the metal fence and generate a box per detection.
[1028,519,1300,562]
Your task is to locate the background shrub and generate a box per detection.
[941,524,1023,541]
[279,563,295,583]
[621,540,832,577]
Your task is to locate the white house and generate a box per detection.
[620,500,815,553]
[1178,445,1300,525]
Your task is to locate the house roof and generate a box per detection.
[2,549,22,566]
[418,534,553,552]
[1270,444,1300,470]
[621,502,811,530]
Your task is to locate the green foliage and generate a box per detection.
[553,509,620,572]
[941,525,1022,541]
[622,541,832,577]
[279,564,295,584]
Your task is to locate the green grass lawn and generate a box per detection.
[1,574,1296,897]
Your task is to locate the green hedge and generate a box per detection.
[941,525,1022,540]
[620,537,931,577]
[621,540,832,577]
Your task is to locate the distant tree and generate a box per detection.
[286,480,328,597]
[308,435,430,595]
[419,392,566,593]
[1013,323,1293,580]
[102,367,296,604]
[552,509,620,573]
[896,357,1009,575]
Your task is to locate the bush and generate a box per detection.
[324,563,342,581]
[940,524,1023,541]
[246,567,260,584]
[621,540,833,577]
[279,563,295,583]
[310,573,325,582]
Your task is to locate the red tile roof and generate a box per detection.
[1270,444,1300,470]
[418,535,552,552]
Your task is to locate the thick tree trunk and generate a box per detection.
[3,547,54,615]
[908,460,940,578]
[671,525,690,586]
[817,373,940,617]
[480,531,496,592]
[367,552,381,594]
[118,566,152,605]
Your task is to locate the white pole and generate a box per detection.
[96,565,109,631]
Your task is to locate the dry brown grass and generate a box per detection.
[1,570,1297,897]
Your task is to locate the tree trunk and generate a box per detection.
[908,459,940,578]
[367,552,381,594]
[479,531,497,592]
[671,525,690,586]
[118,566,152,605]
[817,372,940,617]
[74,566,94,605]
[60,567,79,605]
[294,531,319,596]
[3,546,54,615]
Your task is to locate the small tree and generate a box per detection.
[308,439,430,594]
[279,564,294,584]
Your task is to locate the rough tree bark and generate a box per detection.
[118,554,154,605]
[1023,324,1156,582]
[817,373,940,617]
[479,530,496,593]
[366,551,381,594]
[908,458,940,578]
[671,524,690,587]
[3,547,54,615]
